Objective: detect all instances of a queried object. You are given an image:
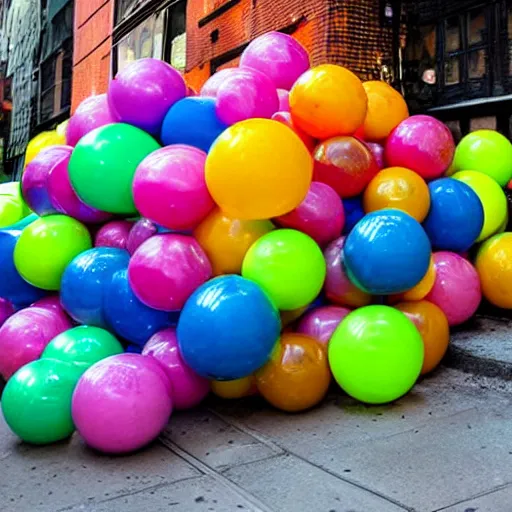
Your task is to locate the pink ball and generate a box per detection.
[215,67,279,125]
[128,234,212,311]
[297,306,351,346]
[22,145,71,216]
[200,69,233,97]
[94,220,133,250]
[126,218,158,255]
[133,145,214,231]
[66,94,119,147]
[426,251,481,326]
[47,148,111,224]
[385,115,455,180]
[31,296,72,330]
[365,142,385,170]
[108,58,187,135]
[277,89,290,112]
[275,182,344,246]
[324,237,372,308]
[0,306,73,380]
[240,31,310,90]
[142,327,209,410]
[272,111,316,152]
[0,298,14,327]
[72,353,173,454]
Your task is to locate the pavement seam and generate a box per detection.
[210,411,414,512]
[158,437,275,512]
[54,475,205,512]
[431,481,512,512]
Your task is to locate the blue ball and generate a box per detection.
[344,209,431,295]
[161,97,228,152]
[61,247,130,327]
[423,178,484,252]
[0,230,46,307]
[104,269,178,346]
[177,275,281,380]
[342,196,365,234]
[125,344,143,354]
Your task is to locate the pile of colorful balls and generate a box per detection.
[1,30,512,455]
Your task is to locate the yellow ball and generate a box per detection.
[205,119,313,220]
[452,170,507,242]
[211,376,258,399]
[14,215,92,290]
[363,167,431,222]
[24,130,65,168]
[475,233,512,309]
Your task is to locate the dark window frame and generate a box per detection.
[111,0,186,76]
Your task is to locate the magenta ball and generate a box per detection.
[72,353,173,454]
[108,58,187,135]
[297,306,351,346]
[133,145,214,231]
[94,220,133,250]
[0,306,73,380]
[426,251,481,326]
[47,148,111,224]
[324,236,372,308]
[142,327,209,410]
[0,298,14,327]
[277,89,290,112]
[215,67,279,125]
[275,182,344,246]
[128,234,212,311]
[31,296,71,330]
[365,142,385,170]
[22,145,72,216]
[200,69,233,97]
[126,218,158,255]
[385,115,455,180]
[240,31,310,90]
[66,94,119,147]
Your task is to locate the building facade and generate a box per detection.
[0,0,73,177]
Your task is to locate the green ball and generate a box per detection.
[329,305,423,404]
[42,326,123,373]
[242,229,326,311]
[1,359,82,444]
[68,123,161,214]
[452,130,512,187]
[13,214,92,290]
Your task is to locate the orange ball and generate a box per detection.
[194,209,274,276]
[211,376,258,399]
[289,64,367,139]
[363,167,431,222]
[256,333,330,412]
[361,81,409,141]
[390,256,436,303]
[475,233,512,309]
[396,300,450,375]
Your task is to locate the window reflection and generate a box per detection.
[468,50,486,79]
[445,16,460,52]
[445,56,460,86]
[468,9,486,46]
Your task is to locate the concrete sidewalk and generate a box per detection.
[2,367,512,512]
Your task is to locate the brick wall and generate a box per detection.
[71,0,113,112]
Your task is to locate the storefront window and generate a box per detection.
[468,9,486,46]
[445,17,460,52]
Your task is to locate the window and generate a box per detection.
[112,0,186,75]
[404,4,494,108]
[39,41,72,124]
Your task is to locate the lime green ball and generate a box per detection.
[242,229,326,311]
[68,123,160,214]
[329,305,423,404]
[1,359,82,444]
[0,195,23,228]
[42,326,123,373]
[452,170,507,242]
[13,215,92,290]
[452,130,512,187]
